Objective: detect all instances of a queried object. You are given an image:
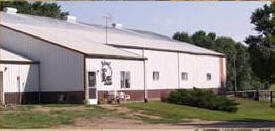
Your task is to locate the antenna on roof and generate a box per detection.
[102,14,112,44]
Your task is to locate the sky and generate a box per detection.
[58,1,270,43]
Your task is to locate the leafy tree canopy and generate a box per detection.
[173,4,272,90]
[0,1,69,19]
[245,4,272,87]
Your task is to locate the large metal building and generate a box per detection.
[0,9,226,105]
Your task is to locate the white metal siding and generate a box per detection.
[121,48,223,90]
[86,58,145,91]
[144,50,179,90]
[1,27,84,92]
[194,55,220,88]
[0,64,39,93]
[178,53,197,89]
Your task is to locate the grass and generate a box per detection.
[122,98,275,124]
[1,105,127,129]
[271,84,275,90]
[1,98,274,128]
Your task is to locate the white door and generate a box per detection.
[88,71,97,104]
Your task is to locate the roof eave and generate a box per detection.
[107,44,225,57]
[86,54,147,61]
[0,60,40,65]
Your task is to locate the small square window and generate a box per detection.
[153,71,160,81]
[181,72,188,81]
[121,71,130,88]
[207,73,211,81]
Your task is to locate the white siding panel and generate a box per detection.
[178,53,197,89]
[86,58,144,91]
[123,48,223,90]
[0,64,39,93]
[195,55,220,88]
[1,27,84,92]
[144,50,178,90]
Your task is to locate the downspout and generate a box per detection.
[38,63,41,104]
[177,52,180,89]
[142,49,148,102]
[2,72,5,105]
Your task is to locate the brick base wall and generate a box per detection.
[39,91,84,104]
[4,91,84,105]
[98,90,145,102]
[5,92,39,104]
[148,89,173,100]
[3,88,225,105]
[98,89,173,102]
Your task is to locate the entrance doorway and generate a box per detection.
[88,72,97,100]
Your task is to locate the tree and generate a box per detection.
[272,3,275,84]
[0,1,69,19]
[208,32,216,41]
[245,4,272,89]
[191,30,215,49]
[173,32,193,44]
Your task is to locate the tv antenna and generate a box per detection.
[102,14,112,44]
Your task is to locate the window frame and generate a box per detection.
[121,71,131,88]
[206,73,212,81]
[153,71,160,81]
[181,72,188,81]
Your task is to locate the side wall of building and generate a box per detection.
[1,27,85,103]
[123,48,226,99]
[0,63,39,104]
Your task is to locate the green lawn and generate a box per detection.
[122,98,275,124]
[1,98,274,128]
[0,105,127,129]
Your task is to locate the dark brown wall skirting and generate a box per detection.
[39,91,84,104]
[5,92,39,104]
[4,91,85,105]
[98,89,174,102]
[98,90,145,102]
[148,89,174,100]
[4,88,225,105]
[98,88,225,103]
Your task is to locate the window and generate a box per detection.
[181,72,188,81]
[206,73,212,81]
[121,71,131,88]
[153,71,160,81]
[88,72,96,87]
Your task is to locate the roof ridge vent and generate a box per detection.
[64,15,77,23]
[112,23,123,29]
[3,7,17,14]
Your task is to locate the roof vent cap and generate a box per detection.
[112,23,123,29]
[3,7,17,14]
[64,15,77,23]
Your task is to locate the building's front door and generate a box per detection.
[0,72,3,105]
[88,71,97,104]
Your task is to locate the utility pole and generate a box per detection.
[102,14,112,44]
[233,54,237,96]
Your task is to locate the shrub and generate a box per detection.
[162,88,239,112]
